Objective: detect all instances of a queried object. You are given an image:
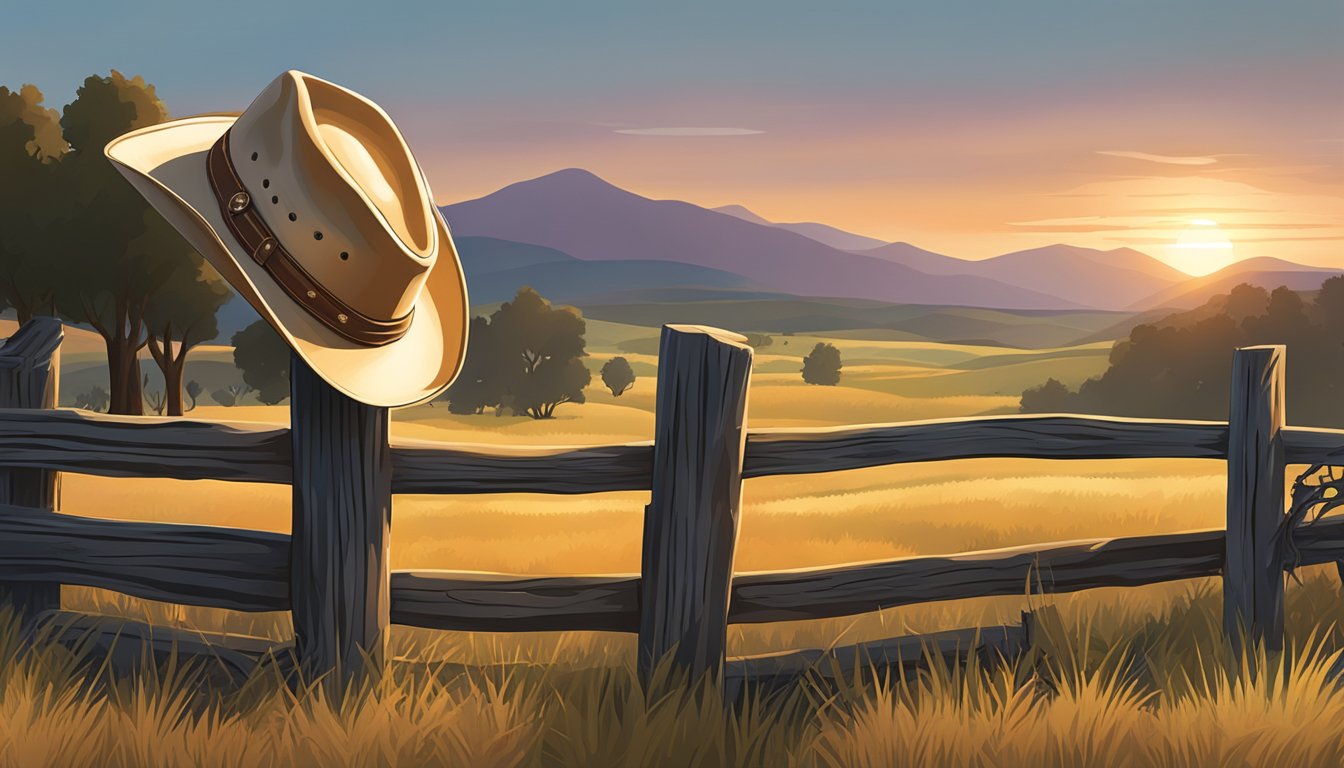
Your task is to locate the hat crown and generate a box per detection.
[226,71,436,321]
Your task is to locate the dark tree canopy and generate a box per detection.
[444,286,590,419]
[802,342,842,386]
[232,320,291,405]
[601,356,636,396]
[0,84,66,322]
[1020,278,1344,427]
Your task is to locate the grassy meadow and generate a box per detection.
[8,315,1344,765]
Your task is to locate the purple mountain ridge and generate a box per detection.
[441,169,1085,310]
[439,168,1327,312]
[713,204,889,251]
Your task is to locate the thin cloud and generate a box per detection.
[1097,150,1219,166]
[614,127,764,136]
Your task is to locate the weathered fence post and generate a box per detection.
[288,354,392,691]
[638,324,753,687]
[0,318,63,630]
[1223,345,1286,655]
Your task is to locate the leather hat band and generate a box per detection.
[206,130,414,347]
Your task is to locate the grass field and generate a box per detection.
[8,317,1344,765]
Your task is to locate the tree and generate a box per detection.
[185,380,202,411]
[232,320,290,405]
[442,316,504,414]
[443,287,590,419]
[73,386,109,412]
[1020,377,1074,413]
[600,356,636,396]
[744,333,773,349]
[1019,279,1344,427]
[144,241,232,415]
[50,72,182,414]
[0,83,66,322]
[802,342,842,385]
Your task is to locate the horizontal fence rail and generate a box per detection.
[8,498,1344,635]
[3,408,1343,493]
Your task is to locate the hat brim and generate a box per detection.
[106,115,469,408]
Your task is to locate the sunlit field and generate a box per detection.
[12,325,1344,765]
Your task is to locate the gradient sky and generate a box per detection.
[5,0,1341,273]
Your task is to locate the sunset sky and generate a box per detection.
[6,1,1341,273]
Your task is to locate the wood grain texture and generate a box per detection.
[1224,346,1286,654]
[1291,518,1344,567]
[0,407,292,483]
[744,415,1230,477]
[1283,427,1344,465]
[0,318,65,628]
[390,571,639,632]
[2,409,1341,492]
[638,325,753,685]
[288,355,392,689]
[728,527,1227,623]
[390,438,652,494]
[0,502,290,611]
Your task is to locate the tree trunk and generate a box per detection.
[120,344,144,415]
[164,358,184,416]
[147,328,189,417]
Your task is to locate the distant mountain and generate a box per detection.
[964,245,1188,310]
[441,169,1085,310]
[856,241,969,274]
[1133,257,1342,310]
[455,236,758,305]
[855,243,1188,310]
[713,204,888,250]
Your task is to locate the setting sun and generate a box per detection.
[1166,219,1236,276]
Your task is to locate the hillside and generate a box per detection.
[441,169,1085,310]
[712,204,888,250]
[1132,256,1341,309]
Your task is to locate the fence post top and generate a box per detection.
[661,324,749,347]
[0,317,63,362]
[1234,344,1286,354]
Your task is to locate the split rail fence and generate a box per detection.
[2,317,1344,691]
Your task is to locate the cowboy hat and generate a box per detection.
[105,70,468,408]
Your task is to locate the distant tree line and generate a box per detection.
[1,74,230,415]
[1021,277,1344,427]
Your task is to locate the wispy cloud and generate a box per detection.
[1096,150,1219,166]
[613,127,764,136]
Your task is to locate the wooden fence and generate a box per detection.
[2,317,1343,691]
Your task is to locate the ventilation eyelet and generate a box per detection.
[250,152,258,161]
[314,231,323,241]
[339,252,349,261]
[288,212,297,222]
[262,179,270,189]
[271,195,278,204]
